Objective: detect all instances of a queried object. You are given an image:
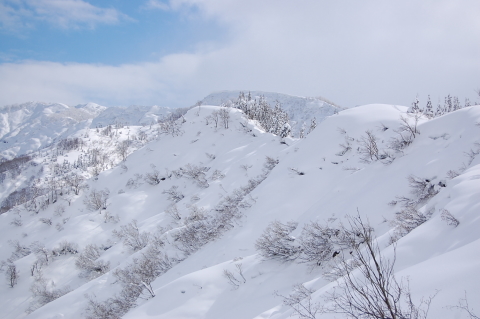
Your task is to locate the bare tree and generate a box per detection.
[219,107,231,129]
[5,263,19,288]
[359,130,382,163]
[325,215,436,319]
[115,140,130,162]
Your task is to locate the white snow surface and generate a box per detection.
[0,102,479,319]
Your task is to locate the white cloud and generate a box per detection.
[143,0,170,11]
[1,0,479,108]
[0,0,129,31]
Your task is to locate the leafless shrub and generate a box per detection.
[276,284,321,319]
[210,169,225,180]
[103,211,120,224]
[126,173,143,189]
[162,185,184,203]
[440,209,460,227]
[448,292,479,319]
[40,218,52,226]
[180,164,210,188]
[264,156,279,171]
[446,170,460,179]
[359,130,385,163]
[223,269,241,289]
[10,217,22,226]
[185,205,207,224]
[84,188,110,212]
[165,205,181,221]
[390,207,428,242]
[407,175,439,204]
[28,275,71,313]
[30,241,51,265]
[9,239,31,260]
[205,152,216,160]
[255,220,300,261]
[52,240,78,256]
[172,219,219,255]
[298,222,337,266]
[113,220,150,252]
[144,164,164,185]
[75,244,110,279]
[54,204,66,216]
[336,135,353,156]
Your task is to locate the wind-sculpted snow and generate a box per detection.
[0,101,479,319]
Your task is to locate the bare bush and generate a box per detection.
[298,222,337,266]
[359,130,385,163]
[440,209,460,227]
[165,205,181,221]
[407,175,439,204]
[264,156,279,171]
[255,220,300,261]
[180,164,210,188]
[75,244,110,279]
[54,204,66,216]
[9,239,31,260]
[390,207,428,242]
[28,275,71,313]
[10,217,22,226]
[162,185,184,203]
[144,165,163,185]
[276,284,321,319]
[113,220,150,252]
[84,188,110,212]
[40,218,52,226]
[223,264,246,290]
[210,169,226,180]
[449,292,479,319]
[30,241,51,265]
[52,240,78,256]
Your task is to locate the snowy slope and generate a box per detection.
[201,91,344,137]
[0,103,479,319]
[0,102,105,159]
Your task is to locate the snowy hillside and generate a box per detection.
[0,101,479,319]
[0,103,183,160]
[201,91,344,137]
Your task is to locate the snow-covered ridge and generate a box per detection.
[201,90,344,137]
[0,102,478,319]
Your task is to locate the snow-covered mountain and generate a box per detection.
[0,97,479,319]
[0,91,334,160]
[201,91,344,137]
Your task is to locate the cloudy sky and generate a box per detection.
[0,0,479,108]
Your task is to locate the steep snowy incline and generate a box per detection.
[0,103,479,319]
[122,104,480,319]
[201,91,344,137]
